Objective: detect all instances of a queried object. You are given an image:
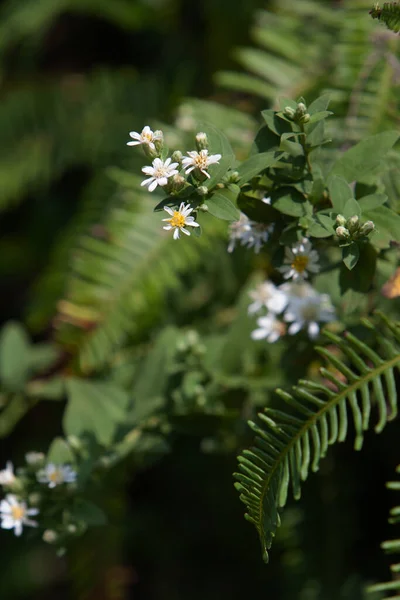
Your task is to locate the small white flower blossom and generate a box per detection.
[279,238,320,281]
[141,157,179,192]
[182,149,221,179]
[127,126,162,151]
[248,281,288,315]
[261,196,271,205]
[0,494,38,536]
[37,464,77,489]
[227,212,272,254]
[251,314,285,343]
[0,462,15,486]
[284,293,336,339]
[162,202,200,240]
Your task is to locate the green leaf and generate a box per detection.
[64,379,131,446]
[207,190,240,221]
[0,322,31,392]
[342,242,360,270]
[307,94,331,115]
[71,499,107,526]
[328,175,354,212]
[47,437,75,464]
[343,198,362,219]
[306,111,333,124]
[339,243,377,293]
[308,216,333,238]
[364,206,400,248]
[358,193,388,211]
[329,131,399,182]
[261,110,292,136]
[271,186,312,217]
[236,152,282,184]
[279,134,304,157]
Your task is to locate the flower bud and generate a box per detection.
[28,492,41,506]
[283,106,295,119]
[336,214,346,227]
[171,173,185,192]
[300,113,310,123]
[359,220,375,236]
[195,132,208,150]
[346,215,360,234]
[67,524,78,534]
[171,150,183,164]
[224,170,240,184]
[153,130,164,153]
[336,226,350,239]
[197,203,209,212]
[197,186,209,197]
[25,452,45,467]
[43,530,58,544]
[296,102,307,116]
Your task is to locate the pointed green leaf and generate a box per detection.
[342,243,360,270]
[236,152,282,184]
[0,322,31,392]
[206,190,240,221]
[272,187,312,217]
[358,194,387,211]
[328,176,354,212]
[343,198,362,219]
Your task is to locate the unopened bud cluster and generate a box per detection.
[284,101,310,124]
[335,214,375,243]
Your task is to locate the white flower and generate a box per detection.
[0,494,38,536]
[162,202,200,240]
[279,237,320,281]
[248,281,288,315]
[0,462,15,486]
[182,149,221,179]
[37,464,77,488]
[227,212,272,254]
[251,314,285,343]
[141,157,179,192]
[261,196,271,205]
[279,281,319,306]
[284,293,336,339]
[127,126,162,151]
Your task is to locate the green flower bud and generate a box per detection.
[153,130,164,153]
[296,102,307,116]
[283,106,296,119]
[336,214,347,227]
[197,185,209,197]
[359,220,375,236]
[346,215,360,234]
[171,150,183,164]
[300,113,310,123]
[195,132,208,150]
[336,226,350,239]
[197,203,209,211]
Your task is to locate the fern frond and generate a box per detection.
[234,315,400,563]
[370,3,400,33]
[368,464,400,598]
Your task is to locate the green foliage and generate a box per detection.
[370,3,400,33]
[368,464,400,598]
[234,314,400,563]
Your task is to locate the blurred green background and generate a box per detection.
[0,0,399,598]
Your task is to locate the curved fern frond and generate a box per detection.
[368,464,400,598]
[370,3,400,34]
[234,315,400,563]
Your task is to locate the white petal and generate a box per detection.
[129,132,141,140]
[267,331,281,343]
[251,328,267,340]
[163,206,174,216]
[1,517,14,529]
[308,322,320,339]
[189,221,200,227]
[0,501,11,513]
[142,166,155,175]
[148,180,159,192]
[14,522,23,536]
[181,227,191,236]
[27,508,39,517]
[208,154,221,164]
[163,225,172,230]
[164,157,171,167]
[173,228,180,240]
[288,322,303,335]
[153,158,163,169]
[157,177,168,187]
[127,141,140,146]
[201,169,211,178]
[184,165,195,174]
[141,177,154,187]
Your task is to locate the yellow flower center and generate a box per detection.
[169,212,186,228]
[49,469,62,483]
[194,153,209,170]
[292,255,309,273]
[11,506,25,521]
[142,132,153,143]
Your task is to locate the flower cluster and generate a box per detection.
[248,238,334,341]
[0,455,77,539]
[227,212,273,254]
[127,125,223,240]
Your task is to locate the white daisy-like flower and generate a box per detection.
[162,202,200,240]
[0,494,39,536]
[141,157,179,192]
[0,462,15,486]
[127,126,162,151]
[227,212,272,254]
[279,281,319,306]
[279,237,320,281]
[251,314,285,343]
[182,149,221,179]
[284,293,336,339]
[37,464,77,489]
[248,281,288,315]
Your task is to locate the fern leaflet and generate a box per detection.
[234,315,400,563]
[370,3,400,33]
